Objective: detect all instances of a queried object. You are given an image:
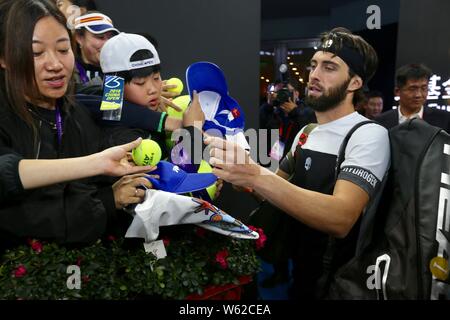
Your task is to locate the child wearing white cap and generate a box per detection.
[99,33,223,200]
[100,33,163,113]
[99,33,205,162]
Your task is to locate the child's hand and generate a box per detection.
[161,80,180,99]
[160,96,182,112]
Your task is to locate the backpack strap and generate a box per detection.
[303,123,319,135]
[282,123,318,176]
[334,120,376,180]
[336,120,385,253]
[317,120,378,298]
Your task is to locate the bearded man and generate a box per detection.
[205,27,390,299]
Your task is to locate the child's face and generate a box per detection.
[124,72,163,111]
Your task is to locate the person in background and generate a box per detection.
[73,11,119,88]
[353,91,367,116]
[260,81,316,162]
[364,90,383,120]
[376,63,450,132]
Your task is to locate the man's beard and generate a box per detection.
[305,78,351,112]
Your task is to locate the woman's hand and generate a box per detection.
[95,138,156,177]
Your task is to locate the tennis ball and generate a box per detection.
[198,160,217,200]
[166,77,184,95]
[166,95,191,150]
[166,95,191,119]
[132,139,162,166]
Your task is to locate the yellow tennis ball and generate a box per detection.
[166,95,190,119]
[198,160,217,200]
[166,95,191,150]
[132,139,162,166]
[166,77,184,95]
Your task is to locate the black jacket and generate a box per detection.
[376,107,450,133]
[0,153,23,202]
[0,92,118,246]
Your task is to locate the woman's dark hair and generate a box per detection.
[0,0,73,130]
[109,49,161,83]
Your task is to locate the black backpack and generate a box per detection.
[327,118,450,300]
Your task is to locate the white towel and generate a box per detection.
[125,189,259,242]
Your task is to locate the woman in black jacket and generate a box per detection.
[0,0,151,245]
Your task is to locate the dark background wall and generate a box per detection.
[396,0,450,78]
[261,0,399,41]
[96,0,262,219]
[356,24,398,111]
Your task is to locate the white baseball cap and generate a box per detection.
[74,12,119,35]
[100,32,160,73]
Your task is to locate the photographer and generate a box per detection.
[259,81,316,162]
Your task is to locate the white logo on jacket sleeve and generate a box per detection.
[341,167,378,188]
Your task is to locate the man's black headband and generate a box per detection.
[319,35,366,82]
